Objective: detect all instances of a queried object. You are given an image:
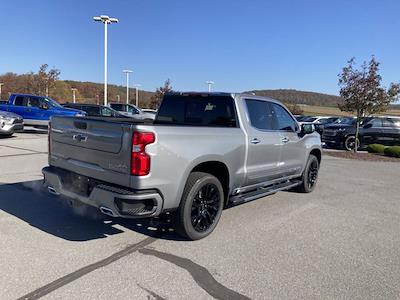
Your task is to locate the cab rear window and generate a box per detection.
[155,95,238,127]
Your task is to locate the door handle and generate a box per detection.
[250,138,261,144]
[282,137,289,143]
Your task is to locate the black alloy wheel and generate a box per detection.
[191,183,221,232]
[295,154,319,193]
[176,172,224,240]
[307,159,319,190]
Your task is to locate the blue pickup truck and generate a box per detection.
[0,93,85,127]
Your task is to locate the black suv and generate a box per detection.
[63,103,127,118]
[322,117,400,150]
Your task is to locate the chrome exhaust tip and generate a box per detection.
[99,206,115,217]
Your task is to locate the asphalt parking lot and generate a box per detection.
[1,132,400,299]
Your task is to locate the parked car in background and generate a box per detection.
[322,116,400,150]
[0,94,85,127]
[295,115,331,135]
[0,111,24,137]
[298,115,340,125]
[43,92,322,240]
[331,116,356,124]
[142,108,157,118]
[63,103,130,118]
[109,103,155,120]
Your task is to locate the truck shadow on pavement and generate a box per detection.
[0,180,184,242]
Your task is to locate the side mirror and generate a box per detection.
[363,123,372,129]
[40,103,49,110]
[301,123,315,135]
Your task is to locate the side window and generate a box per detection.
[369,118,382,128]
[111,104,123,111]
[392,119,400,128]
[40,99,49,109]
[245,99,274,130]
[128,106,139,114]
[383,118,400,128]
[101,107,113,117]
[271,103,297,131]
[84,106,100,116]
[28,97,41,108]
[14,96,27,106]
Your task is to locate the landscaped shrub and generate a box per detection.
[384,146,400,158]
[367,144,386,154]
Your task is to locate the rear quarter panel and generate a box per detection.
[132,125,247,210]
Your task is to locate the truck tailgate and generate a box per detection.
[49,116,133,186]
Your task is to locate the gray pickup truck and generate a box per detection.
[42,92,322,240]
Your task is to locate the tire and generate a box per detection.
[344,135,360,151]
[0,133,13,138]
[295,154,319,193]
[175,172,224,240]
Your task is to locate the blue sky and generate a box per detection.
[1,0,399,95]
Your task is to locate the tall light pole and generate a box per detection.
[206,80,215,92]
[71,88,77,103]
[133,84,141,107]
[123,69,133,104]
[0,83,4,100]
[93,15,119,106]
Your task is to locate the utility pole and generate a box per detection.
[71,88,77,103]
[117,95,120,103]
[123,69,133,104]
[206,80,215,92]
[133,84,141,107]
[93,15,119,106]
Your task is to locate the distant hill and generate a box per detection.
[0,72,155,108]
[246,89,343,107]
[0,72,355,109]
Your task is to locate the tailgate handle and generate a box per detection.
[74,121,87,130]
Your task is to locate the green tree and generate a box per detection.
[149,79,173,109]
[338,56,400,152]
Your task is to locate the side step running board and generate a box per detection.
[229,180,301,206]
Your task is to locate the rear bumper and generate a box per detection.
[42,166,164,218]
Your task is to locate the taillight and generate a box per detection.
[131,131,155,176]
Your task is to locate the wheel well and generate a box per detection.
[191,161,229,201]
[310,149,321,164]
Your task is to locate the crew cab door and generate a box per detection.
[11,95,29,117]
[270,103,304,177]
[244,99,282,186]
[23,96,44,121]
[362,118,384,145]
[382,118,400,145]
